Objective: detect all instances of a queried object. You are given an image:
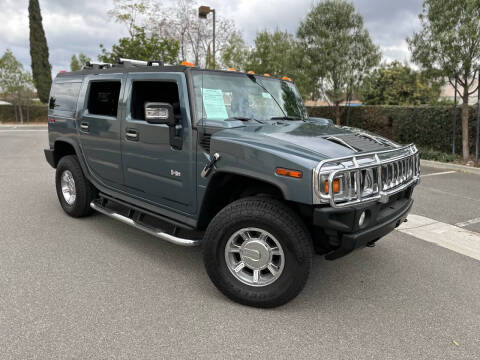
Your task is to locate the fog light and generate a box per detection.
[359,211,366,227]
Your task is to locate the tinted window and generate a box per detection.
[88,81,121,117]
[49,82,82,112]
[130,81,180,120]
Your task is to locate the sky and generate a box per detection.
[0,0,423,76]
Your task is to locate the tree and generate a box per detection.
[98,26,179,64]
[221,33,249,70]
[360,61,442,105]
[28,0,52,103]
[246,30,297,76]
[108,0,148,37]
[297,0,381,124]
[0,50,34,123]
[70,53,91,71]
[107,0,240,68]
[407,0,480,161]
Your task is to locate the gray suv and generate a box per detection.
[44,59,420,307]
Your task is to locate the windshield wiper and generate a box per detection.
[225,116,265,124]
[270,116,302,121]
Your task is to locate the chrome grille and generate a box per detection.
[313,144,420,208]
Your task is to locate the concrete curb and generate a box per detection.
[421,159,480,176]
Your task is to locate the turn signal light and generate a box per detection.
[276,168,302,178]
[325,179,340,194]
[181,61,195,67]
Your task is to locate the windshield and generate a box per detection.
[192,71,308,123]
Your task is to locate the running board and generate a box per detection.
[90,200,201,247]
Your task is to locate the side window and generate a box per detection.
[87,81,121,117]
[130,81,180,121]
[49,82,82,112]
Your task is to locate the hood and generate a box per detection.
[211,119,399,161]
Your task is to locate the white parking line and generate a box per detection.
[455,217,480,228]
[421,171,456,177]
[397,214,480,261]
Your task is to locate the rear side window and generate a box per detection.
[49,82,82,112]
[87,81,121,117]
[130,81,180,120]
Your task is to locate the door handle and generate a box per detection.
[80,122,89,132]
[126,129,139,141]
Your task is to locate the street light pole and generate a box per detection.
[198,5,216,69]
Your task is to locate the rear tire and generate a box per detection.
[55,155,96,218]
[203,197,313,308]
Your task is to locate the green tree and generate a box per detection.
[246,30,297,77]
[360,61,442,105]
[408,0,480,161]
[70,53,91,71]
[0,50,34,123]
[98,26,179,64]
[297,0,381,124]
[28,0,52,103]
[221,33,249,70]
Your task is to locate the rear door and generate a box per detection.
[77,74,125,188]
[120,72,196,215]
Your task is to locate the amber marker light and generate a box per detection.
[247,70,255,74]
[325,179,340,194]
[228,67,236,71]
[264,73,271,77]
[282,76,292,81]
[181,61,195,67]
[275,168,303,178]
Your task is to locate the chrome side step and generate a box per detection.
[90,200,201,247]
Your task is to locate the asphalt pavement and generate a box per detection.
[0,128,479,359]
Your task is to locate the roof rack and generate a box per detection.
[82,58,165,71]
[83,61,112,70]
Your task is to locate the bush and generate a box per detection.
[307,105,479,154]
[418,147,455,162]
[0,104,47,123]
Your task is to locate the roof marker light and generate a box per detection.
[264,73,271,77]
[228,67,236,71]
[282,76,292,81]
[181,61,195,67]
[247,70,255,74]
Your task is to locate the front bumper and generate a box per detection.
[312,186,413,260]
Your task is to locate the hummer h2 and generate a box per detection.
[44,58,420,307]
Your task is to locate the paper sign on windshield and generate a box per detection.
[202,88,228,119]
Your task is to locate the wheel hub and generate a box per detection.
[224,227,285,287]
[240,240,270,270]
[61,170,76,205]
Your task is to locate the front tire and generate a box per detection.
[55,155,96,218]
[203,197,313,308]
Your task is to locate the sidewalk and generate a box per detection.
[421,159,480,176]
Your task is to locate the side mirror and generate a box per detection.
[144,102,175,126]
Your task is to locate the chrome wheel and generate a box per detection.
[60,170,76,205]
[224,227,285,287]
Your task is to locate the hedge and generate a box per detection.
[307,105,479,154]
[0,105,47,123]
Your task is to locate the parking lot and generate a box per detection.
[1,127,479,359]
